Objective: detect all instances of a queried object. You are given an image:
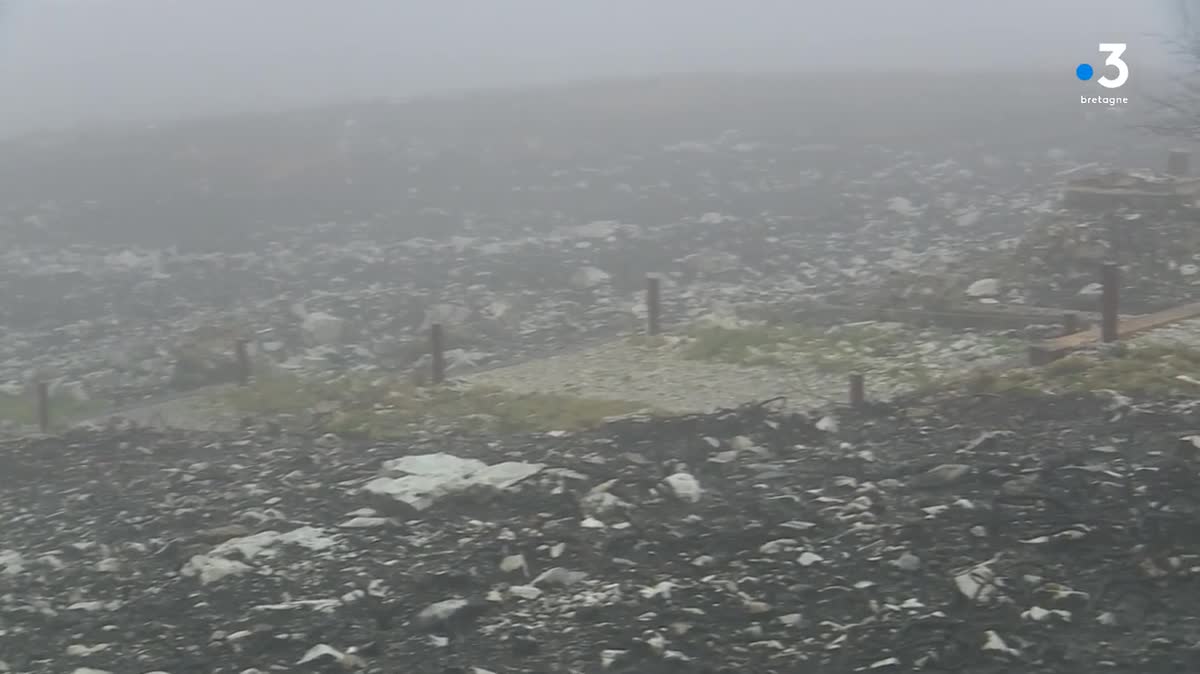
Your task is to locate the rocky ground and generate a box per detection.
[4,72,1200,672]
[463,320,1027,413]
[2,390,1200,673]
[0,72,1187,417]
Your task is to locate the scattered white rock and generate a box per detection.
[363,453,545,513]
[533,567,588,587]
[965,278,1000,298]
[180,555,253,585]
[570,266,612,289]
[910,463,971,488]
[509,584,542,600]
[981,630,1020,656]
[300,311,345,346]
[416,599,470,628]
[891,552,922,572]
[662,472,703,503]
[954,560,1000,605]
[500,553,527,574]
[798,551,824,567]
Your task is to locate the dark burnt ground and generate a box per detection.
[2,390,1200,673]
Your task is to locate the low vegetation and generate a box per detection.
[955,342,1200,397]
[630,322,1018,391]
[220,372,660,437]
[0,391,107,429]
[676,322,906,370]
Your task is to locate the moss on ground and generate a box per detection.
[625,334,671,349]
[0,392,108,429]
[953,342,1200,397]
[678,323,906,369]
[221,373,660,438]
[658,322,1021,390]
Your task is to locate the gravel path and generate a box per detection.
[463,325,1024,413]
[1130,316,1200,346]
[467,338,852,412]
[37,313,1200,435]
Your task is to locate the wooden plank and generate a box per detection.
[1034,301,1200,354]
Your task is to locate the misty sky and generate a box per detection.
[0,0,1181,137]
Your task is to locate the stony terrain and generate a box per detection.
[2,390,1200,673]
[3,71,1200,673]
[0,71,1187,421]
[463,320,1026,413]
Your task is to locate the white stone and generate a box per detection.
[892,552,922,571]
[338,517,389,529]
[500,554,527,573]
[981,630,1020,655]
[298,644,351,665]
[509,585,542,600]
[887,196,919,216]
[682,250,740,275]
[965,278,1000,298]
[663,472,703,503]
[798,551,824,567]
[816,415,839,433]
[417,599,469,625]
[180,554,252,585]
[301,312,344,346]
[570,266,611,289]
[363,453,544,512]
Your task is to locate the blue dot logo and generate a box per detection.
[1076,63,1094,81]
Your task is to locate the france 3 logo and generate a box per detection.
[1075,43,1129,89]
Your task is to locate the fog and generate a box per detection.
[9,4,1200,669]
[0,0,1178,136]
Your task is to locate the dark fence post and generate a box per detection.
[430,323,445,384]
[849,373,865,408]
[1101,262,1119,343]
[234,338,251,386]
[36,381,49,433]
[646,275,661,336]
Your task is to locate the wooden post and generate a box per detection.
[848,373,865,408]
[646,275,661,336]
[430,323,445,384]
[234,338,251,386]
[1101,262,1119,343]
[36,381,49,433]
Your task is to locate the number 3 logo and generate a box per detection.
[1097,43,1129,89]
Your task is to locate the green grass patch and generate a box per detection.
[952,342,1200,397]
[0,392,108,429]
[626,334,671,348]
[676,322,923,375]
[220,372,661,438]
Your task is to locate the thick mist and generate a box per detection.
[6,4,1200,671]
[0,0,1175,137]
